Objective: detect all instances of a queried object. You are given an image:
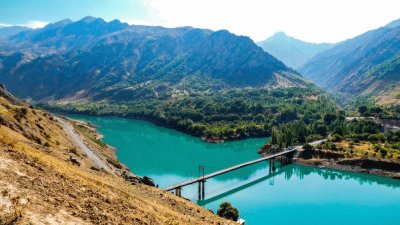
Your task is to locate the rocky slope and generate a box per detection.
[257,32,334,69]
[0,17,308,103]
[0,93,232,224]
[299,19,400,106]
[342,53,400,106]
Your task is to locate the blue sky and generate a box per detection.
[0,0,157,26]
[0,0,399,43]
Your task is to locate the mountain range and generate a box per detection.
[299,20,400,106]
[0,25,32,38]
[0,16,309,103]
[0,16,399,108]
[257,32,334,69]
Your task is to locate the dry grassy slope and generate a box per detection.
[0,97,233,225]
[374,86,400,107]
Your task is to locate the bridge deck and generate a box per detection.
[163,139,325,191]
[164,148,298,191]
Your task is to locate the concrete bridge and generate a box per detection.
[164,140,325,200]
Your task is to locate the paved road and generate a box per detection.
[58,118,113,173]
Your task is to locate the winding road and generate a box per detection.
[57,118,113,174]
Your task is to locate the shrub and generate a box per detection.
[69,147,78,155]
[368,134,379,142]
[217,202,239,221]
[14,108,28,122]
[331,134,343,142]
[0,116,5,125]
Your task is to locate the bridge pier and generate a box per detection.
[202,180,205,200]
[269,157,276,173]
[164,145,316,195]
[280,155,287,166]
[175,187,182,197]
[198,179,205,200]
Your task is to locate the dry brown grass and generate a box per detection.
[375,86,400,106]
[0,97,232,225]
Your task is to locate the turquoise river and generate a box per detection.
[68,114,400,225]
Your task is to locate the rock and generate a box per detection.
[69,156,81,166]
[90,166,101,171]
[141,176,156,187]
[121,171,156,186]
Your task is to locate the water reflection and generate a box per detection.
[198,164,400,204]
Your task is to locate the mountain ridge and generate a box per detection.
[299,20,400,106]
[0,26,32,38]
[257,32,334,69]
[0,17,308,103]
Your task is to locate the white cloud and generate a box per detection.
[24,20,49,29]
[0,22,13,27]
[0,20,48,29]
[146,0,400,43]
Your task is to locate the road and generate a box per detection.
[346,116,400,131]
[57,118,113,174]
[292,139,326,159]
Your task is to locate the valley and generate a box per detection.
[0,6,399,224]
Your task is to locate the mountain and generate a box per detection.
[0,26,32,38]
[344,53,400,106]
[385,18,400,28]
[299,20,400,105]
[0,17,308,102]
[257,32,334,69]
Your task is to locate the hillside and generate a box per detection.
[257,32,334,69]
[0,17,308,103]
[363,53,400,106]
[0,92,232,224]
[299,19,400,106]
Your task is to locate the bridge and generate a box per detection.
[164,139,325,200]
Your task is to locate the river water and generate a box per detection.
[68,114,400,225]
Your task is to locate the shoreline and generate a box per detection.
[295,158,400,180]
[49,109,270,144]
[61,113,400,181]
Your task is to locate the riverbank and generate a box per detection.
[295,157,400,179]
[46,108,270,143]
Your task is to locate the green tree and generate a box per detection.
[358,106,368,116]
[217,202,239,221]
[302,143,313,151]
[323,113,337,125]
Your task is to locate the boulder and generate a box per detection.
[141,176,156,187]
